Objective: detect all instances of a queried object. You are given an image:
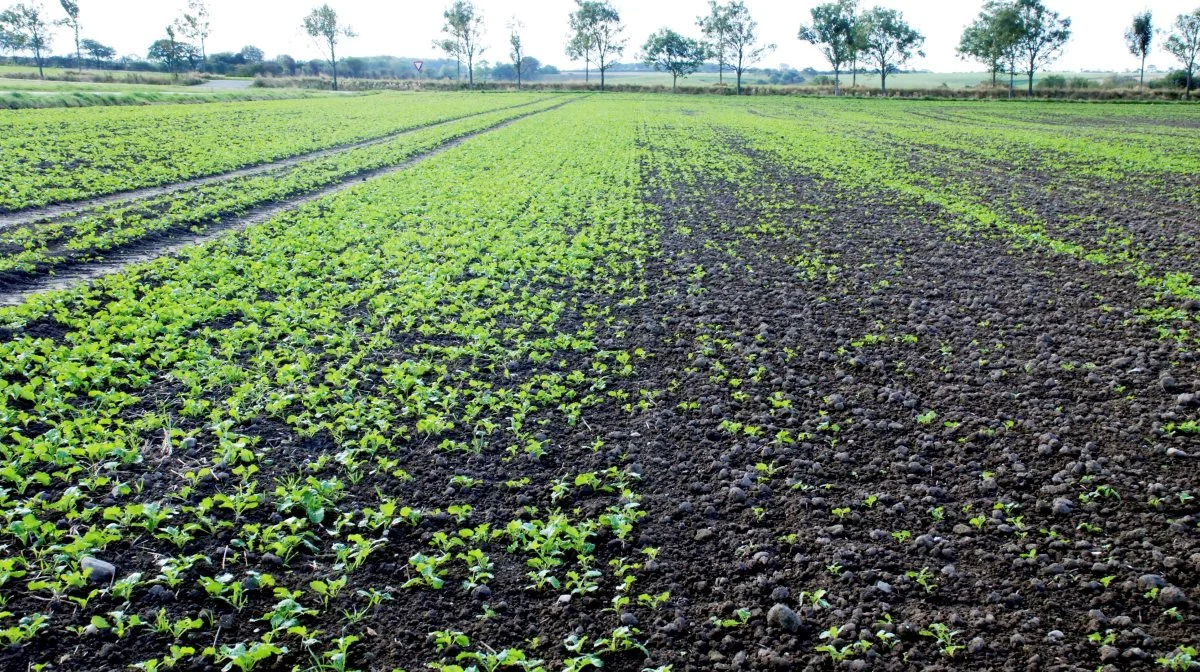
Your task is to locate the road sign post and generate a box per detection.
[413,60,424,90]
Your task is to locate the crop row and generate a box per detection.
[0,96,570,279]
[702,97,1200,346]
[0,91,553,213]
[0,98,670,670]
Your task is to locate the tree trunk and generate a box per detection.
[834,65,840,96]
[1008,65,1014,99]
[468,53,474,89]
[718,61,723,83]
[517,62,521,90]
[852,56,857,88]
[331,43,338,91]
[672,73,677,92]
[736,69,742,95]
[1027,71,1034,96]
[1140,54,1146,89]
[880,69,887,94]
[35,49,44,80]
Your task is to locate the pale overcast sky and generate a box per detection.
[45,0,1198,73]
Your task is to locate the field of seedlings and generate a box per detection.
[0,91,1197,672]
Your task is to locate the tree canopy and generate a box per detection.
[0,3,53,79]
[642,27,705,91]
[303,4,356,91]
[799,0,858,95]
[1164,9,1200,98]
[569,1,625,91]
[1013,0,1072,94]
[724,1,773,95]
[441,0,486,88]
[858,6,924,93]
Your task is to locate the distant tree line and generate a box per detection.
[0,0,1197,97]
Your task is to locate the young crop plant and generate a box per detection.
[800,589,831,613]
[404,554,449,590]
[815,627,873,663]
[310,575,348,608]
[920,623,965,658]
[711,608,752,628]
[200,572,274,612]
[593,626,650,657]
[907,567,938,594]
[457,548,495,590]
[1156,646,1198,670]
[0,613,48,646]
[215,640,287,672]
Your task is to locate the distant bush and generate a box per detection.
[1067,76,1094,89]
[1037,75,1067,89]
[1104,74,1139,88]
[1149,70,1195,91]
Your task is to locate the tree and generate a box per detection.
[641,27,705,92]
[433,37,462,80]
[1013,0,1071,95]
[80,37,112,68]
[57,0,79,68]
[725,1,773,95]
[1125,11,1153,89]
[508,17,524,89]
[520,55,541,80]
[565,30,594,82]
[239,45,264,63]
[697,0,732,84]
[1164,9,1200,99]
[570,1,625,91]
[798,0,857,95]
[277,53,297,76]
[343,56,366,77]
[849,6,867,87]
[148,25,184,77]
[958,2,1022,89]
[858,6,924,94]
[441,0,485,89]
[0,3,53,79]
[176,0,211,66]
[181,42,202,70]
[990,2,1025,97]
[303,4,356,91]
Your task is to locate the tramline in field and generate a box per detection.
[0,93,1196,671]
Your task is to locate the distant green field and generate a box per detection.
[553,69,1126,90]
[0,64,192,90]
[550,71,733,86]
[0,77,203,93]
